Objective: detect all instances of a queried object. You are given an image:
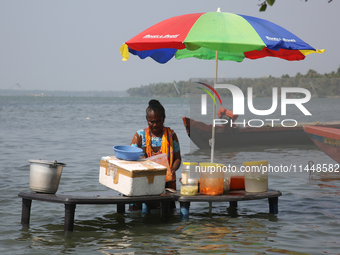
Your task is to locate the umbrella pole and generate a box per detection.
[210,51,218,163]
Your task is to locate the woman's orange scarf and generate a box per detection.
[145,127,174,168]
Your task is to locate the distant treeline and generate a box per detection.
[127,66,340,98]
[0,89,128,97]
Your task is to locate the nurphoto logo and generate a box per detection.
[198,83,312,128]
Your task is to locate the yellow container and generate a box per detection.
[199,162,224,195]
[243,161,268,193]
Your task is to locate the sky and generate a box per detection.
[0,0,339,91]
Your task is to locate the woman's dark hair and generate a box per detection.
[146,99,166,120]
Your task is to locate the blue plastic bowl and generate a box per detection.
[113,145,143,161]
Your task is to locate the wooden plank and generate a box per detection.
[18,191,174,205]
[19,190,280,205]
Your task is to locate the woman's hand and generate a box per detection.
[171,153,181,173]
[170,166,176,176]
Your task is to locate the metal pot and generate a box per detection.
[28,159,66,194]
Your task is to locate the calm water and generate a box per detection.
[1,96,340,255]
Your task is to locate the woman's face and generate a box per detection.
[147,110,164,136]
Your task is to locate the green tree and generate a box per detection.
[126,65,340,98]
[259,0,333,12]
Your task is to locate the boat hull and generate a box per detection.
[183,117,340,149]
[304,126,340,163]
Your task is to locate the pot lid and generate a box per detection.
[28,159,66,167]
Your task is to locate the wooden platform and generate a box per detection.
[18,189,282,231]
[172,189,282,218]
[18,191,173,231]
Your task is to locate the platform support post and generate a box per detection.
[180,202,190,220]
[269,197,278,214]
[64,204,76,232]
[161,200,170,222]
[208,202,212,215]
[229,201,238,208]
[117,203,125,214]
[21,198,32,226]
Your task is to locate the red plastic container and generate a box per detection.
[230,176,245,190]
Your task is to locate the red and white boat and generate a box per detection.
[303,125,340,163]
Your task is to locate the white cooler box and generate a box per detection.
[99,156,167,196]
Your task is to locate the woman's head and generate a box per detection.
[146,99,165,135]
[146,99,165,120]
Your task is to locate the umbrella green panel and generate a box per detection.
[175,47,246,62]
[176,12,265,61]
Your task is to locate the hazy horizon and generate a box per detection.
[1,1,339,91]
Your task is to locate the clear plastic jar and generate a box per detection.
[243,161,268,192]
[199,162,224,195]
[180,162,198,196]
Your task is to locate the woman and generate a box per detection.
[130,99,181,189]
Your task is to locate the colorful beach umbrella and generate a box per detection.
[120,9,324,162]
[120,10,324,64]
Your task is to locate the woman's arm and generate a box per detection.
[171,133,182,174]
[130,132,146,157]
[130,132,140,147]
